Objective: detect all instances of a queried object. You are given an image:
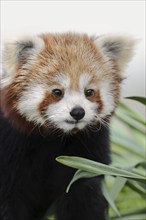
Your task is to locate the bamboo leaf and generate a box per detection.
[115,109,145,134]
[109,177,127,201]
[125,96,146,105]
[135,161,146,169]
[111,213,146,220]
[118,102,146,126]
[56,156,146,182]
[127,180,146,197]
[66,170,99,193]
[102,181,120,217]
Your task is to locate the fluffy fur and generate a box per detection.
[0,32,135,220]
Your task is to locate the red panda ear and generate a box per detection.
[94,34,136,71]
[1,35,44,88]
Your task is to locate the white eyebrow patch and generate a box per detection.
[79,73,92,90]
[54,73,70,88]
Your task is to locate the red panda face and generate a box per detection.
[1,33,135,134]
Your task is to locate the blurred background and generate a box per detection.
[1,0,145,115]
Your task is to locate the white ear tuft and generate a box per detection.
[94,34,136,71]
[1,35,45,88]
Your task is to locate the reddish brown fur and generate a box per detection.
[0,85,34,133]
[1,33,122,133]
[39,91,61,118]
[39,33,108,90]
[86,90,103,113]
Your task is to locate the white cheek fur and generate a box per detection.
[46,90,97,132]
[46,74,116,132]
[99,81,115,117]
[17,73,115,132]
[54,73,70,89]
[17,84,45,125]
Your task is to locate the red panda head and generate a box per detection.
[0,33,135,134]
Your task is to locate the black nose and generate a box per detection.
[70,107,85,121]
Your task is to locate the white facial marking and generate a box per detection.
[17,73,115,132]
[46,73,98,132]
[79,73,92,91]
[99,81,115,117]
[17,84,45,125]
[54,73,70,88]
[46,90,97,132]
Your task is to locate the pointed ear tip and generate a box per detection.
[94,34,138,46]
[94,34,138,57]
[3,34,44,47]
[2,35,45,60]
[120,35,138,47]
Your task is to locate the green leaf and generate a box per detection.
[125,96,146,105]
[111,213,146,220]
[115,108,146,134]
[127,180,146,197]
[109,186,146,218]
[135,161,146,169]
[66,170,99,193]
[109,177,127,201]
[118,102,146,126]
[56,156,146,182]
[102,181,120,217]
[111,139,144,158]
[47,216,56,220]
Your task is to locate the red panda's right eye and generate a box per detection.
[52,89,63,98]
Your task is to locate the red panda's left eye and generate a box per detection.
[85,89,95,97]
[52,89,63,98]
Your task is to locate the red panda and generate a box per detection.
[0,33,135,220]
